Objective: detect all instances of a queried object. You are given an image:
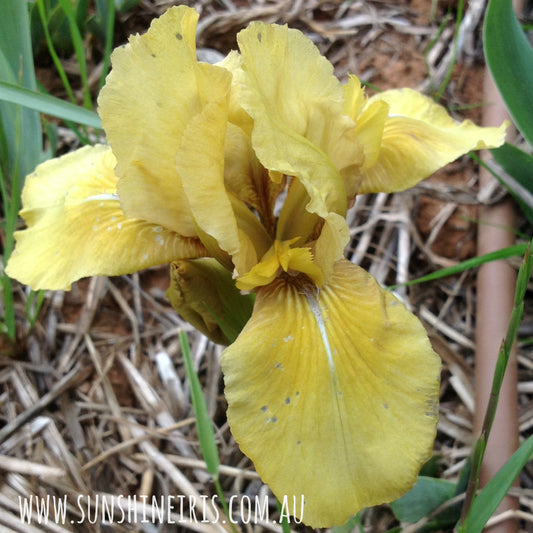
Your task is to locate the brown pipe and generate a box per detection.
[474,11,521,530]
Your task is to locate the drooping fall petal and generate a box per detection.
[98,6,219,237]
[358,88,507,194]
[222,259,440,527]
[6,145,205,290]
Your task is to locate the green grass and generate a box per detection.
[458,240,533,532]
[0,0,104,346]
[179,331,237,531]
[0,0,42,344]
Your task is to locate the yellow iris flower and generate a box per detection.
[6,6,506,527]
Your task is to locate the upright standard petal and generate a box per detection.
[358,88,507,194]
[98,6,213,236]
[222,260,441,527]
[236,22,358,219]
[175,66,240,263]
[6,145,206,290]
[175,66,272,277]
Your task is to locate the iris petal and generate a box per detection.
[313,213,350,282]
[6,145,205,290]
[174,69,244,269]
[222,259,440,527]
[236,22,354,218]
[99,6,211,236]
[358,88,507,193]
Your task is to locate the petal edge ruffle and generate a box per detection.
[6,145,206,290]
[98,6,203,236]
[358,89,507,194]
[222,259,440,527]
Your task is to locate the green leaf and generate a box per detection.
[490,143,533,223]
[461,434,533,533]
[457,242,533,532]
[179,331,220,481]
[0,80,101,128]
[114,0,143,13]
[75,0,89,35]
[56,0,91,109]
[97,0,115,90]
[332,512,364,533]
[484,0,533,146]
[179,332,236,532]
[390,476,456,523]
[0,0,42,184]
[47,3,72,55]
[389,244,527,288]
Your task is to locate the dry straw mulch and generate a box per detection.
[1,1,532,532]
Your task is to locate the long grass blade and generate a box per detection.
[461,435,533,533]
[0,81,101,128]
[0,0,42,184]
[0,0,42,343]
[434,0,464,101]
[179,331,219,480]
[388,244,527,289]
[36,0,76,105]
[457,240,533,530]
[98,0,116,90]
[56,0,92,110]
[179,332,237,532]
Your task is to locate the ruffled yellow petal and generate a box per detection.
[283,247,324,286]
[222,259,441,527]
[230,196,272,272]
[223,124,260,209]
[98,6,209,237]
[217,50,254,137]
[354,100,389,171]
[6,145,205,290]
[235,246,280,292]
[236,22,354,218]
[358,88,508,194]
[176,88,274,278]
[173,68,245,268]
[342,75,365,120]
